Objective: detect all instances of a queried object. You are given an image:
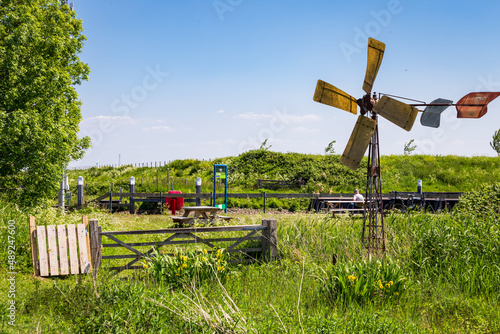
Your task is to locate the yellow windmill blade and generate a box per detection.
[362,38,385,94]
[340,115,377,170]
[313,80,358,115]
[373,96,419,131]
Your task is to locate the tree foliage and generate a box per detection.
[0,0,90,205]
[490,129,500,156]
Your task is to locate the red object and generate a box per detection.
[166,191,184,215]
[456,92,500,118]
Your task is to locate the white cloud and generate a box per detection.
[216,109,225,114]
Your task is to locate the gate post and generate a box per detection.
[261,218,277,260]
[89,219,102,277]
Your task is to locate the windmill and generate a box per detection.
[313,37,500,253]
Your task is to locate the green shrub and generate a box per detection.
[143,248,230,287]
[319,258,409,307]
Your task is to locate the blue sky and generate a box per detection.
[71,0,500,167]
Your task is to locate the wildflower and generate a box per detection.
[182,256,187,262]
[203,249,208,254]
[377,280,384,289]
[348,275,357,281]
[176,273,180,276]
[142,262,148,269]
[378,264,382,269]
[202,257,207,262]
[178,267,182,271]
[182,263,187,268]
[217,266,225,271]
[394,292,399,296]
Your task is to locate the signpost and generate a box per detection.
[213,164,228,213]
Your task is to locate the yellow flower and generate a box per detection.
[142,262,148,269]
[178,267,182,271]
[217,259,221,265]
[377,280,384,289]
[217,266,225,271]
[394,292,399,296]
[202,257,207,262]
[378,264,382,269]
[176,273,180,276]
[182,256,187,262]
[182,263,187,268]
[348,275,357,281]
[203,249,208,254]
[389,281,393,286]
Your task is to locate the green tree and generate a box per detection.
[0,0,90,205]
[491,129,500,156]
[404,139,417,155]
[324,140,336,155]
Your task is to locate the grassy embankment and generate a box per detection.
[1,183,499,333]
[65,151,500,210]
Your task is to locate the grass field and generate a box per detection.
[1,189,500,333]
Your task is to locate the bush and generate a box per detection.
[143,248,230,288]
[319,258,409,307]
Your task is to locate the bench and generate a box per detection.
[216,215,234,222]
[170,216,195,227]
[325,200,365,216]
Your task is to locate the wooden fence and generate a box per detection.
[99,218,277,274]
[30,217,277,277]
[29,216,98,277]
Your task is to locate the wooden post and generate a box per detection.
[89,219,101,277]
[29,216,40,276]
[261,218,277,260]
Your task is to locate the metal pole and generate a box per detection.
[130,176,136,214]
[196,177,201,206]
[263,192,266,213]
[77,176,83,207]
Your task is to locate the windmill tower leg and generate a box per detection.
[362,123,385,253]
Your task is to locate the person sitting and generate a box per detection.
[349,189,364,209]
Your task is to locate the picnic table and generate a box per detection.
[171,206,233,227]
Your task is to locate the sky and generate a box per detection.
[70,0,500,167]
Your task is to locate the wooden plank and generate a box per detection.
[77,223,91,274]
[101,224,266,236]
[105,235,145,256]
[67,224,80,275]
[102,236,262,248]
[47,225,59,276]
[57,225,69,275]
[36,226,49,277]
[29,217,39,277]
[83,216,92,271]
[227,230,258,251]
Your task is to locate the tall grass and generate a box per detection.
[2,196,500,332]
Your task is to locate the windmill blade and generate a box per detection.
[373,96,418,131]
[420,98,453,128]
[313,80,358,114]
[456,92,500,118]
[340,115,377,170]
[362,38,385,94]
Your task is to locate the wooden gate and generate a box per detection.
[29,216,98,277]
[100,219,277,274]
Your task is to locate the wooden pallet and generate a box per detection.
[29,216,93,277]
